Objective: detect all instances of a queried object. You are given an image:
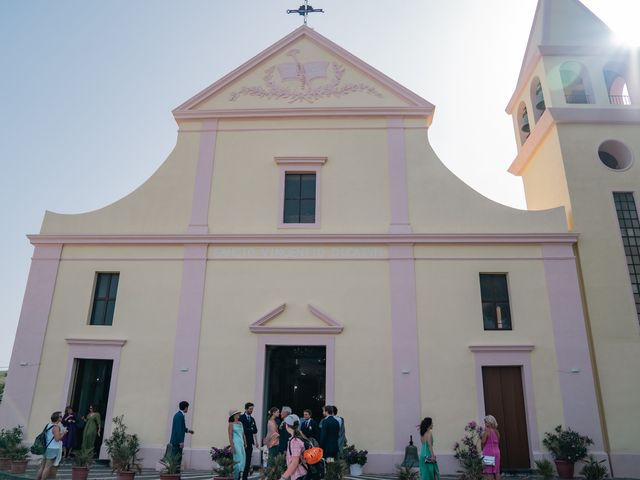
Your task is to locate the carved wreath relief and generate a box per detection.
[229,49,383,104]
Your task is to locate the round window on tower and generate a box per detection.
[598,140,633,171]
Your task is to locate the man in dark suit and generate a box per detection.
[277,406,292,454]
[301,409,319,442]
[319,405,339,459]
[239,402,258,480]
[169,401,194,472]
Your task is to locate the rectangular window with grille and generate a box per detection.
[613,192,640,321]
[479,273,512,330]
[283,173,316,224]
[89,273,119,326]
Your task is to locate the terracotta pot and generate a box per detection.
[10,459,29,474]
[213,476,234,480]
[555,460,575,479]
[117,471,137,480]
[72,466,90,480]
[0,457,12,471]
[160,474,181,480]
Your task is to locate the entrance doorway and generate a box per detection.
[70,359,113,455]
[263,346,326,433]
[482,366,531,471]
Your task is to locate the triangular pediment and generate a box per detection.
[173,26,434,120]
[249,303,343,334]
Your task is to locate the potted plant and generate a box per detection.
[0,428,13,471]
[324,458,347,480]
[264,453,285,480]
[210,445,236,480]
[534,458,555,480]
[159,451,181,480]
[72,448,94,480]
[344,444,368,476]
[395,464,420,480]
[4,426,29,474]
[580,455,608,480]
[542,425,593,479]
[453,421,484,480]
[105,415,143,480]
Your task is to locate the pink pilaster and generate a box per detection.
[0,244,62,429]
[188,120,218,234]
[387,119,412,234]
[166,244,208,455]
[389,244,421,451]
[542,245,605,452]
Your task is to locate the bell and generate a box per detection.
[535,84,546,112]
[521,110,530,133]
[401,435,419,468]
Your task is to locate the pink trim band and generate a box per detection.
[389,244,421,450]
[542,245,605,450]
[166,245,208,447]
[387,119,412,234]
[188,120,218,234]
[0,245,62,429]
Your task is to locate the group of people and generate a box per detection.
[418,414,501,480]
[169,401,346,480]
[34,405,103,480]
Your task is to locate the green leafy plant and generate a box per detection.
[73,449,95,468]
[579,456,608,480]
[264,453,285,480]
[542,425,593,463]
[104,415,143,473]
[453,421,484,480]
[1,426,28,461]
[211,445,237,478]
[160,451,181,475]
[344,444,368,466]
[396,464,420,480]
[324,458,347,480]
[534,458,555,480]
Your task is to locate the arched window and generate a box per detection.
[518,102,530,144]
[530,78,546,121]
[560,61,592,104]
[604,63,632,105]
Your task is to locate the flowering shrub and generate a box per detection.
[542,425,593,462]
[210,446,237,477]
[453,421,484,480]
[344,444,368,465]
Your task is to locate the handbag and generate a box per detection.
[424,456,437,464]
[482,455,496,466]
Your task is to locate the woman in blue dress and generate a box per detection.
[228,409,246,480]
[419,417,440,480]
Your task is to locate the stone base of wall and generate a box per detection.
[610,452,640,478]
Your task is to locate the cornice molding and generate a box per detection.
[274,157,327,165]
[249,303,343,334]
[30,233,579,246]
[65,338,127,347]
[468,344,534,353]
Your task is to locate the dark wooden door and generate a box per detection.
[482,366,530,471]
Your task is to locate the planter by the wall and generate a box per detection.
[71,466,90,480]
[0,457,12,471]
[116,471,137,480]
[554,460,575,479]
[10,460,29,474]
[349,464,364,476]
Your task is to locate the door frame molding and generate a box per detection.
[62,338,126,459]
[254,335,335,438]
[469,345,538,466]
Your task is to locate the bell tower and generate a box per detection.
[506,0,640,476]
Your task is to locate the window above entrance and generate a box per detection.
[275,157,326,228]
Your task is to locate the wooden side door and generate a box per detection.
[482,366,531,471]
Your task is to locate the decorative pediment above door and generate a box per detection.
[249,303,343,334]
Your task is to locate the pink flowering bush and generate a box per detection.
[210,445,237,477]
[453,421,484,480]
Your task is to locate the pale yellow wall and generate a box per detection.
[552,124,640,451]
[404,124,568,234]
[208,118,390,233]
[29,245,184,444]
[40,128,202,235]
[415,245,565,452]
[193,256,394,451]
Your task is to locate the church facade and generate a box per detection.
[1,0,638,476]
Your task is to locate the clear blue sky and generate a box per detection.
[0,0,637,368]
